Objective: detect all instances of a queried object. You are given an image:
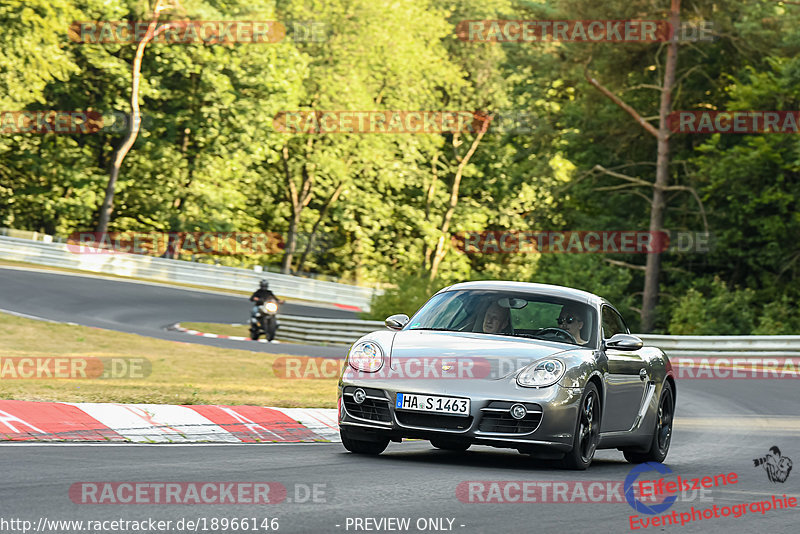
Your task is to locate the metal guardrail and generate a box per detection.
[276,316,800,356]
[276,315,384,345]
[0,236,379,311]
[4,233,796,353]
[0,227,60,243]
[637,334,800,358]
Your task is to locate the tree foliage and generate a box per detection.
[1,0,799,333]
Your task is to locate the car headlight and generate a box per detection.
[348,341,384,372]
[517,359,565,388]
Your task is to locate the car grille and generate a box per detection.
[478,401,543,434]
[395,412,473,430]
[342,387,391,423]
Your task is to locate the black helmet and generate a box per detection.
[259,279,269,289]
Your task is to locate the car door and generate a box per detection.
[600,305,647,432]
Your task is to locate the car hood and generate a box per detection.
[388,330,577,380]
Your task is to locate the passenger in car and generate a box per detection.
[482,301,511,334]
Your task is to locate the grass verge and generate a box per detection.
[0,313,337,407]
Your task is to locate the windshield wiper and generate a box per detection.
[408,327,454,331]
[509,333,548,340]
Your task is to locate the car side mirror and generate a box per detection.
[604,333,643,351]
[385,314,410,331]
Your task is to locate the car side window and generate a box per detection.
[602,306,627,339]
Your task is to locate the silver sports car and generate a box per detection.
[337,281,675,469]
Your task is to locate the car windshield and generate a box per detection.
[406,289,598,348]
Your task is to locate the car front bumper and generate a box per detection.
[337,375,583,454]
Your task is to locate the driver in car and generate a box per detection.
[482,301,511,334]
[557,305,589,345]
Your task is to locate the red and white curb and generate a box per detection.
[0,401,338,443]
[169,323,279,343]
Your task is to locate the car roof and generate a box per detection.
[438,280,604,307]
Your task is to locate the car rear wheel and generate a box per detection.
[340,427,389,455]
[430,439,470,452]
[562,382,601,470]
[623,381,674,464]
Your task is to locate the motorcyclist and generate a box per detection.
[249,280,283,341]
[250,280,278,305]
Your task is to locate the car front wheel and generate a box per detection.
[623,381,674,464]
[562,382,601,470]
[340,427,389,455]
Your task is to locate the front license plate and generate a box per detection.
[395,393,470,416]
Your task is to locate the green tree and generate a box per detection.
[669,278,756,335]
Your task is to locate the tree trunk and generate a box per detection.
[584,0,681,332]
[162,127,193,260]
[97,163,122,233]
[421,153,441,270]
[641,0,680,332]
[282,212,301,274]
[96,1,179,232]
[428,119,491,280]
[280,142,314,274]
[295,179,344,273]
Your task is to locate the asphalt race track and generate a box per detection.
[0,266,354,357]
[1,266,798,533]
[1,377,798,534]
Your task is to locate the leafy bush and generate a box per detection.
[361,275,448,320]
[530,254,637,326]
[752,297,800,335]
[668,278,757,335]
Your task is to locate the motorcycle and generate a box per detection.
[250,298,279,341]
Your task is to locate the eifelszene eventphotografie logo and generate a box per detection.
[625,462,678,515]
